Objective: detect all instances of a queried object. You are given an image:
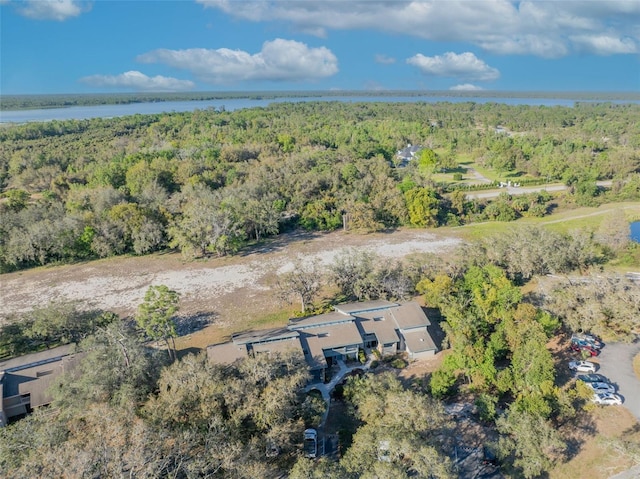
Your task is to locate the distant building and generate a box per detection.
[0,344,81,427]
[395,144,423,167]
[207,300,438,382]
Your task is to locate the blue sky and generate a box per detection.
[1,0,639,94]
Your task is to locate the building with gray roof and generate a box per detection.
[206,300,438,382]
[0,344,79,427]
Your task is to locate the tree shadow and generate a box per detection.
[441,166,468,174]
[423,307,447,351]
[504,171,526,178]
[176,347,202,359]
[175,311,218,336]
[561,410,598,462]
[237,229,323,257]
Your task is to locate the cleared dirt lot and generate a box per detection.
[0,228,462,347]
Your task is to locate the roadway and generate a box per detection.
[465,180,612,200]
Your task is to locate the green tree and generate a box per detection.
[277,133,296,153]
[51,320,164,409]
[168,183,244,258]
[341,372,453,479]
[276,259,323,313]
[3,189,30,211]
[405,187,441,227]
[136,285,180,361]
[289,457,347,479]
[496,407,566,478]
[544,274,640,341]
[330,248,380,300]
[417,148,438,175]
[0,302,117,357]
[595,209,630,254]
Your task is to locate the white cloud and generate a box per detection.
[80,71,195,91]
[570,35,638,55]
[196,0,640,58]
[475,34,569,58]
[14,0,89,21]
[137,39,338,84]
[450,83,484,91]
[407,52,499,81]
[375,54,396,65]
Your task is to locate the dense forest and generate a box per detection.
[1,101,639,273]
[2,99,640,476]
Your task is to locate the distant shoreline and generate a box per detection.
[2,90,639,111]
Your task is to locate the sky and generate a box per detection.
[1,0,639,95]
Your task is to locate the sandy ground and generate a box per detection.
[0,229,462,343]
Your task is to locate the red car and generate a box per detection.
[570,342,599,356]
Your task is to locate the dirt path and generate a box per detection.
[541,203,632,224]
[465,167,492,184]
[0,229,462,346]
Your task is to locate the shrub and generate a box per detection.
[390,357,407,369]
[475,393,498,422]
[358,348,366,364]
[301,390,326,426]
[453,172,463,181]
[430,368,456,399]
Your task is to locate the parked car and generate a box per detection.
[570,342,599,356]
[577,373,609,384]
[592,393,623,405]
[568,360,597,373]
[571,338,604,352]
[572,333,604,349]
[586,382,616,394]
[304,428,317,458]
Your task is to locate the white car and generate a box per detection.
[586,382,616,394]
[568,360,596,373]
[592,393,623,405]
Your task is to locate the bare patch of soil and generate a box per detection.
[0,228,462,350]
[396,350,448,389]
[550,407,640,479]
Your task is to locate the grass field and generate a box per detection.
[451,202,640,242]
[549,406,640,479]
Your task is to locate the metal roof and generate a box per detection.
[0,344,76,373]
[390,302,431,330]
[206,342,248,365]
[334,300,398,315]
[402,328,437,354]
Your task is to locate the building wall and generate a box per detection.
[381,343,398,355]
[408,349,436,360]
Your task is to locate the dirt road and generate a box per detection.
[466,180,612,200]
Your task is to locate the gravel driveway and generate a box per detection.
[595,339,640,422]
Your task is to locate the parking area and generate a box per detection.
[594,340,640,421]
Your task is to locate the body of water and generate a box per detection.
[630,221,640,243]
[0,95,622,124]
